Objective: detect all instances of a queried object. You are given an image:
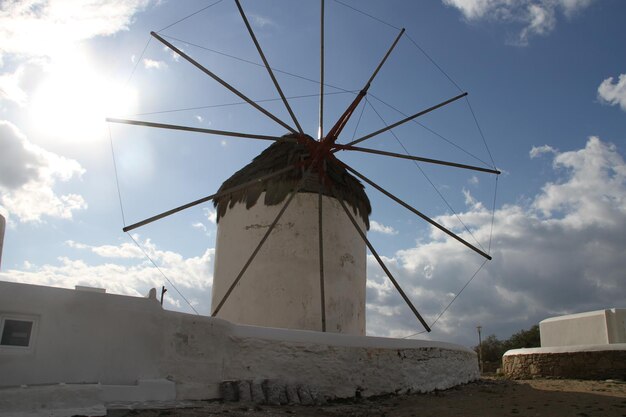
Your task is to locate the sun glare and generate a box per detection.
[30,47,137,144]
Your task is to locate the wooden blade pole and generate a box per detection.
[318,0,325,141]
[346,92,468,147]
[330,186,431,332]
[318,188,326,331]
[338,161,492,260]
[234,0,303,134]
[334,144,501,175]
[151,31,297,134]
[106,118,293,142]
[212,178,304,317]
[122,166,296,232]
[323,28,405,145]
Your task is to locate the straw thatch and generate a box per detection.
[213,134,371,228]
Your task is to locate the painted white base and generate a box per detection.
[0,281,479,409]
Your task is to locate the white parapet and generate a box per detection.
[212,192,366,335]
[0,281,478,402]
[540,308,626,347]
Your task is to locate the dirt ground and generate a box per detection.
[107,377,626,417]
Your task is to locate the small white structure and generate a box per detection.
[504,308,626,379]
[540,308,626,347]
[212,137,370,335]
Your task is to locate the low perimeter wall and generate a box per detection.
[0,281,479,401]
[503,344,626,380]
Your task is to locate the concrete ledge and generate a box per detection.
[100,378,176,403]
[0,384,105,417]
[503,344,626,379]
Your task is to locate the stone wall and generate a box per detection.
[503,345,626,380]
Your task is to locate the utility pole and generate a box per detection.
[477,325,483,374]
[160,286,167,306]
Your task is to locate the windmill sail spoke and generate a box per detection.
[122,166,296,232]
[318,0,325,140]
[338,161,492,260]
[234,0,303,135]
[211,180,303,317]
[334,144,501,175]
[329,185,431,332]
[106,118,292,142]
[364,28,405,90]
[346,92,468,147]
[323,28,405,144]
[150,31,298,134]
[318,188,327,332]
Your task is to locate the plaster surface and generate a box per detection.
[212,192,366,335]
[0,281,479,403]
[540,309,626,347]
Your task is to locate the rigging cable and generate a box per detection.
[108,125,201,315]
[157,0,224,33]
[333,0,503,335]
[366,99,487,254]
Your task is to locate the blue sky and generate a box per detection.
[1,0,625,347]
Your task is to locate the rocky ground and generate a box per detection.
[107,377,626,417]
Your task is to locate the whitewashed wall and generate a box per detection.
[0,281,478,401]
[540,308,626,347]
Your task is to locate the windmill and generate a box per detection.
[107,0,500,335]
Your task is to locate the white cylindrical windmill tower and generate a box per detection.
[211,134,371,335]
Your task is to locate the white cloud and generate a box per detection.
[598,74,626,112]
[370,220,398,235]
[250,14,277,29]
[530,144,557,158]
[367,136,626,345]
[0,121,86,222]
[3,137,625,345]
[468,176,479,186]
[195,115,204,123]
[142,58,167,70]
[442,0,594,45]
[204,208,217,224]
[0,236,214,315]
[0,67,28,106]
[192,222,207,233]
[0,0,151,61]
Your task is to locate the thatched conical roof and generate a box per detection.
[213,134,371,228]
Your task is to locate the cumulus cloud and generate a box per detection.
[0,0,151,61]
[598,74,626,112]
[0,67,28,106]
[142,58,167,70]
[529,144,557,158]
[0,120,86,222]
[366,136,626,345]
[3,137,625,345]
[0,236,214,314]
[250,14,277,29]
[370,220,398,235]
[442,0,594,45]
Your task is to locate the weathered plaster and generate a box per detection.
[0,281,479,403]
[212,192,367,335]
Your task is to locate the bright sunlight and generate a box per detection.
[30,46,137,144]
